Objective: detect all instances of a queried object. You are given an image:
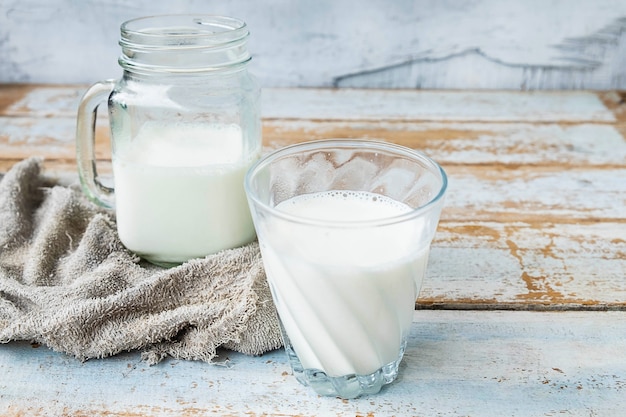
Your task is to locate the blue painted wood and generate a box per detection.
[2,311,625,416]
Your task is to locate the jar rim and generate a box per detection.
[118,14,251,73]
[120,14,249,48]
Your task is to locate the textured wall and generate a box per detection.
[1,0,625,89]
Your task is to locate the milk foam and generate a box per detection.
[119,121,243,166]
[276,190,413,220]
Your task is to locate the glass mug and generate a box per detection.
[76,15,261,267]
[244,140,447,399]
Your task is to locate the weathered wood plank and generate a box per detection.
[423,222,626,308]
[263,120,626,166]
[263,89,617,122]
[0,85,618,122]
[4,117,626,168]
[0,84,84,117]
[0,116,110,160]
[442,165,626,223]
[4,138,622,225]
[1,310,625,416]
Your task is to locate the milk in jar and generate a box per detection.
[113,121,257,265]
[75,15,262,266]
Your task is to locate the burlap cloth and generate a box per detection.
[0,158,282,364]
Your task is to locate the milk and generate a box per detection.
[113,122,257,265]
[259,191,430,377]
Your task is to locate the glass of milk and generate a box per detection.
[245,139,447,399]
[76,15,261,266]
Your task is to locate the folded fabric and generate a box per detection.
[0,158,282,364]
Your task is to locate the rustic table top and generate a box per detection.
[1,85,625,416]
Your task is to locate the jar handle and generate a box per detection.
[76,80,116,209]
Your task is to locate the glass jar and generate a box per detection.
[76,15,262,267]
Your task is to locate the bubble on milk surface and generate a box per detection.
[325,190,408,209]
[278,190,413,222]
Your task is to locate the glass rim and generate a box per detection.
[244,139,448,228]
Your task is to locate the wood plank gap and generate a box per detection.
[261,117,623,126]
[415,302,626,312]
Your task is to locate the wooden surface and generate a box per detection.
[2,0,626,90]
[2,311,626,416]
[1,85,626,415]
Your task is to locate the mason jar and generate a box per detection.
[76,15,262,267]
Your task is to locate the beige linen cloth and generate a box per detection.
[0,158,282,364]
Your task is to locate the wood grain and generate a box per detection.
[1,311,625,416]
[1,84,625,416]
[423,222,626,309]
[1,85,616,121]
[263,120,626,167]
[0,85,624,309]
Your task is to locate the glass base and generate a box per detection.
[144,259,181,268]
[284,338,407,399]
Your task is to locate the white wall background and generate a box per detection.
[1,0,625,89]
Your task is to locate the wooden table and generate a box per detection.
[1,85,625,416]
